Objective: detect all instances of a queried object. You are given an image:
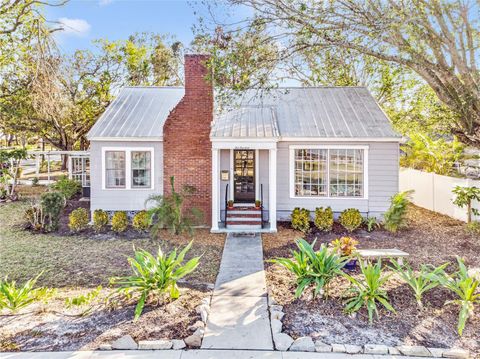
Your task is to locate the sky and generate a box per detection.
[45,0,246,54]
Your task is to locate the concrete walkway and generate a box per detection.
[201,233,273,350]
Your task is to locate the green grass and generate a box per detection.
[0,200,224,288]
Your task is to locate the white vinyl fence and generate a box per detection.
[399,167,480,223]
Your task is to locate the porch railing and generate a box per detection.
[224,183,229,226]
[260,183,264,229]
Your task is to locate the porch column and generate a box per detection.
[269,148,277,231]
[211,148,220,231]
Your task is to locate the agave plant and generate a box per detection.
[0,274,55,312]
[270,239,347,298]
[111,241,200,320]
[437,257,480,336]
[343,259,395,323]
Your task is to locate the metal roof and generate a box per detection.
[211,87,400,139]
[87,87,184,139]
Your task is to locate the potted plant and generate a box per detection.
[255,199,262,209]
[227,200,234,209]
[329,236,359,270]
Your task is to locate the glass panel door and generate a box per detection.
[234,150,255,203]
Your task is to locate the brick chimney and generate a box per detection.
[163,54,213,225]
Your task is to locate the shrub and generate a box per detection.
[68,207,89,233]
[31,177,39,186]
[343,259,395,323]
[50,175,81,200]
[466,220,480,235]
[111,211,128,233]
[452,186,480,224]
[0,274,55,313]
[132,210,150,232]
[390,260,448,308]
[270,239,347,298]
[364,217,379,232]
[65,286,102,315]
[146,176,203,236]
[437,257,480,336]
[291,207,310,232]
[93,209,109,232]
[24,201,46,231]
[314,207,333,232]
[339,208,363,232]
[111,241,200,320]
[329,237,358,257]
[383,191,412,233]
[40,191,65,231]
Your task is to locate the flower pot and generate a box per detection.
[344,259,357,271]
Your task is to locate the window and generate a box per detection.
[131,151,151,188]
[105,151,125,188]
[292,147,366,198]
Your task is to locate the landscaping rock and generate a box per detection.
[201,297,211,306]
[98,344,112,351]
[184,334,202,348]
[428,348,445,358]
[188,321,205,332]
[345,344,363,354]
[193,327,205,337]
[364,344,389,355]
[443,348,470,359]
[138,340,172,350]
[289,336,315,352]
[111,335,137,350]
[268,295,277,306]
[331,344,346,353]
[172,339,186,350]
[270,310,284,321]
[315,341,332,353]
[389,347,401,355]
[270,305,283,312]
[273,333,294,351]
[196,304,210,322]
[397,345,432,357]
[271,319,283,334]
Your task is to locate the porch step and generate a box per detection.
[226,218,262,224]
[227,213,261,218]
[226,223,262,230]
[232,203,255,207]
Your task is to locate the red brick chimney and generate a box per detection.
[163,54,213,225]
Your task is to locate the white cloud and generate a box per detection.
[58,17,91,37]
[99,0,114,6]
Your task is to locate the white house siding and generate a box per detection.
[275,141,399,221]
[258,149,270,216]
[89,140,163,212]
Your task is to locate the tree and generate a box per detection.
[452,186,480,223]
[209,0,480,145]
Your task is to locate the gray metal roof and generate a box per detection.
[211,87,400,139]
[87,87,184,139]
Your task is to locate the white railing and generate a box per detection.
[399,167,480,223]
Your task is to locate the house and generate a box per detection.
[86,54,401,232]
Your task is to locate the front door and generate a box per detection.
[234,150,255,203]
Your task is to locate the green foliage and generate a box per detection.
[111,241,200,320]
[132,210,150,232]
[65,286,102,315]
[0,274,55,313]
[466,221,480,235]
[24,201,47,231]
[93,209,109,232]
[40,191,65,231]
[364,217,379,232]
[50,176,81,200]
[270,239,347,298]
[68,207,89,233]
[343,260,395,323]
[31,177,39,186]
[0,148,27,198]
[111,211,128,233]
[339,208,363,232]
[452,186,480,224]
[314,207,333,232]
[383,191,411,233]
[437,257,480,336]
[329,237,358,257]
[390,260,447,308]
[400,133,464,175]
[291,207,310,233]
[146,176,203,236]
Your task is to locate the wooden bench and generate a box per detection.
[357,248,410,265]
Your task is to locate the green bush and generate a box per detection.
[24,201,46,231]
[452,186,480,224]
[68,207,89,233]
[111,241,200,320]
[314,207,333,232]
[111,211,128,233]
[50,176,81,200]
[93,209,109,232]
[291,207,310,232]
[364,217,379,232]
[383,191,412,233]
[40,191,65,231]
[132,210,150,232]
[466,221,480,235]
[339,208,363,232]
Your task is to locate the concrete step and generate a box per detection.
[226,223,262,230]
[227,213,261,218]
[227,210,261,215]
[232,203,255,207]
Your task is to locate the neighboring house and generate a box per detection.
[86,54,401,232]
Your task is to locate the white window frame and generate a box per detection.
[289,145,369,200]
[102,147,155,190]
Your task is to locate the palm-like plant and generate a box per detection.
[0,274,54,312]
[270,239,347,298]
[343,259,395,323]
[390,260,447,308]
[111,241,200,320]
[437,257,480,336]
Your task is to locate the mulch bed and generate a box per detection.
[263,205,480,356]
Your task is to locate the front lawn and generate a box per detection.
[263,205,480,355]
